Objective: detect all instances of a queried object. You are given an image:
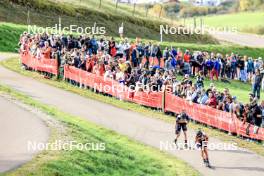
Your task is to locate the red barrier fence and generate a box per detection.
[20,52,58,75]
[165,92,264,140]
[165,93,237,133]
[133,91,163,108]
[20,52,264,140]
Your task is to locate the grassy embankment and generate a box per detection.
[1,22,264,59]
[0,83,200,176]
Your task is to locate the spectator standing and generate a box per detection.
[144,42,151,69]
[210,58,220,81]
[156,45,163,66]
[247,57,254,82]
[252,69,262,99]
[230,54,237,79]
[163,47,170,61]
[238,56,246,82]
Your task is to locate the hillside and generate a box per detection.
[182,11,264,35]
[2,22,264,59]
[0,0,217,44]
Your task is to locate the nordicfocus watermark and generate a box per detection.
[93,82,170,94]
[28,23,106,35]
[159,24,237,42]
[160,25,237,35]
[159,141,239,151]
[27,140,106,152]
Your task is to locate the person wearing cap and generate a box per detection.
[174,109,190,147]
[195,129,210,167]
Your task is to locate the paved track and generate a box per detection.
[0,96,49,173]
[210,31,264,47]
[0,55,264,176]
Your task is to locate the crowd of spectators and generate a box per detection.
[19,32,264,130]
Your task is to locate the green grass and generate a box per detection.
[2,22,264,58]
[183,11,264,35]
[0,23,25,52]
[55,0,149,20]
[0,84,199,176]
[1,56,263,157]
[0,0,216,43]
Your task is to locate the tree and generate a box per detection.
[149,4,165,17]
[239,0,251,11]
[239,0,264,11]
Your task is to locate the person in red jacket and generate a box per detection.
[42,41,51,59]
[98,61,106,76]
[183,50,191,63]
[206,91,217,108]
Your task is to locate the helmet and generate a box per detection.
[197,130,203,138]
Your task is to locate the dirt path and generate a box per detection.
[0,54,264,176]
[0,96,49,173]
[210,31,264,47]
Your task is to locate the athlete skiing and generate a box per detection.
[174,109,190,148]
[195,129,211,167]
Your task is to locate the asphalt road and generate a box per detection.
[0,96,49,173]
[0,54,264,176]
[210,31,264,48]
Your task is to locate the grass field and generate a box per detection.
[0,84,200,176]
[55,0,149,20]
[183,11,264,35]
[1,56,263,157]
[0,0,216,43]
[2,22,264,59]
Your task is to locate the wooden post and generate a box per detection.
[27,10,30,25]
[159,5,163,18]
[99,0,102,9]
[116,0,118,11]
[200,17,203,29]
[145,6,149,17]
[133,3,136,16]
